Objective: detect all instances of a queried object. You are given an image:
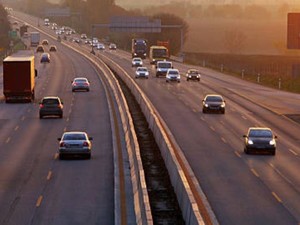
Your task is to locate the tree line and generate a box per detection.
[0,4,11,54]
[8,0,188,55]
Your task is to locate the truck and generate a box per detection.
[155,60,173,77]
[157,40,170,57]
[3,51,37,103]
[149,45,169,64]
[132,39,147,59]
[30,31,40,47]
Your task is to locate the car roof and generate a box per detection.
[248,127,272,131]
[167,69,179,72]
[133,57,142,60]
[62,131,88,135]
[188,69,199,72]
[205,94,223,98]
[42,96,60,100]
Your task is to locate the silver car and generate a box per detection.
[72,77,90,92]
[132,57,143,67]
[135,67,149,79]
[58,131,93,159]
[166,69,180,83]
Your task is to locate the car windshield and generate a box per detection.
[169,70,178,75]
[134,59,141,62]
[189,70,199,74]
[206,96,223,102]
[159,63,172,68]
[75,79,87,83]
[42,99,59,104]
[63,133,86,140]
[249,130,273,138]
[137,68,147,72]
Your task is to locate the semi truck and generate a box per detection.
[131,39,147,59]
[3,51,36,103]
[30,31,40,47]
[149,45,169,64]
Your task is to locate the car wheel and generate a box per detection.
[202,108,206,113]
[59,154,64,160]
[60,114,63,118]
[221,110,225,114]
[178,80,180,83]
[39,114,43,119]
[244,148,249,154]
[187,78,189,81]
[86,153,91,159]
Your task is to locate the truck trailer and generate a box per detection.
[3,51,36,103]
[30,31,40,47]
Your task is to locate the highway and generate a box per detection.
[5,10,300,225]
[0,34,115,224]
[101,49,300,225]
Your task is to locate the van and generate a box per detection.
[156,60,173,77]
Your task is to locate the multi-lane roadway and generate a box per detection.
[0,34,115,224]
[5,10,300,225]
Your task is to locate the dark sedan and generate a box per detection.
[243,127,277,155]
[202,94,225,114]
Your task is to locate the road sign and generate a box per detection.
[44,8,71,17]
[109,16,161,33]
[287,13,300,49]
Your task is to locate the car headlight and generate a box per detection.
[143,53,146,56]
[248,140,254,145]
[269,139,276,145]
[178,75,181,79]
[145,72,149,76]
[188,75,191,78]
[204,104,209,107]
[221,103,225,108]
[134,53,137,56]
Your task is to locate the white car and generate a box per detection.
[166,69,180,83]
[58,131,93,159]
[97,43,105,50]
[132,57,143,67]
[135,67,149,79]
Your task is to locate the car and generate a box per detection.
[81,33,87,39]
[97,43,105,50]
[135,67,149,79]
[49,45,57,52]
[58,131,92,159]
[36,45,45,53]
[39,96,63,119]
[186,69,201,81]
[166,69,180,83]
[243,127,277,155]
[72,77,90,92]
[156,60,173,77]
[132,57,143,67]
[40,53,50,63]
[202,94,225,114]
[41,39,49,45]
[109,43,117,50]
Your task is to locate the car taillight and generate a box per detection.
[58,104,63,109]
[59,142,65,147]
[83,141,89,147]
[84,82,88,86]
[39,104,44,108]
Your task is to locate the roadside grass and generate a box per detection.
[184,52,300,93]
